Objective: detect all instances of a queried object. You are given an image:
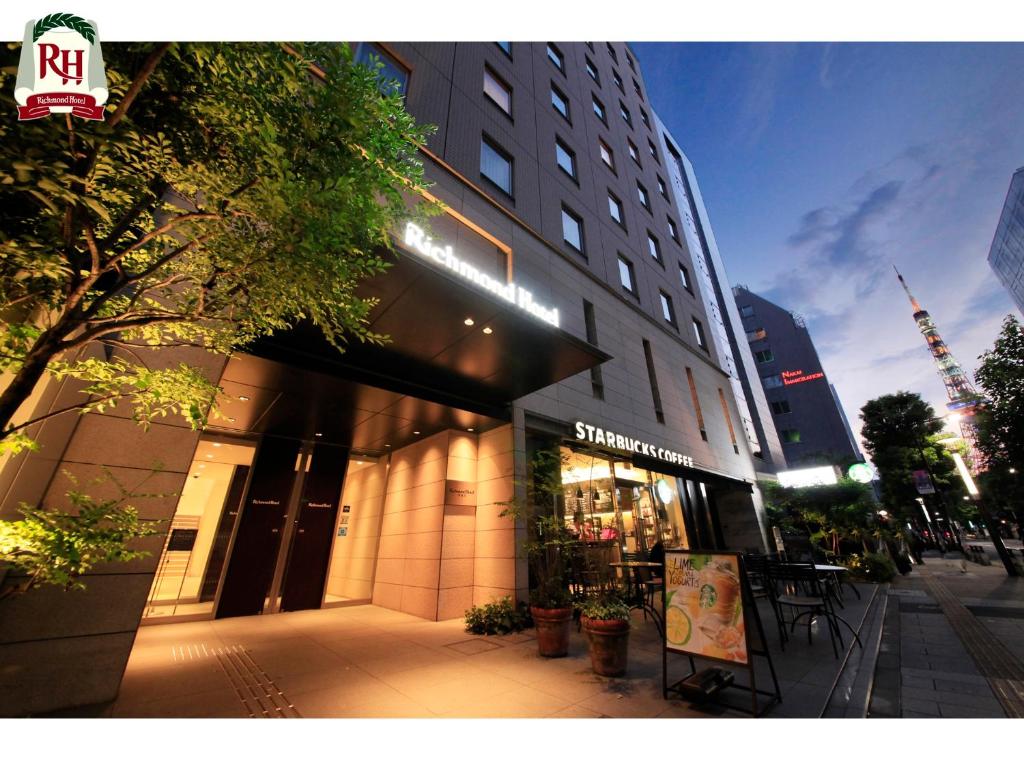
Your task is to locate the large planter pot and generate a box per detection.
[530,606,573,658]
[581,616,630,677]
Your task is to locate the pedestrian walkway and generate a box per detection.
[869,557,1024,718]
[53,581,875,719]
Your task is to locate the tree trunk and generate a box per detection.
[0,337,62,437]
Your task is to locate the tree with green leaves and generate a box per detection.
[860,392,961,513]
[0,41,436,455]
[974,315,1024,536]
[764,477,880,557]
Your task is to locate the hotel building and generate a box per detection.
[0,42,771,715]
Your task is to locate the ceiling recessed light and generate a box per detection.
[467,427,474,432]
[198,464,206,469]
[315,432,323,438]
[205,454,213,458]
[385,444,391,447]
[212,442,222,448]
[482,326,493,335]
[413,430,421,435]
[238,395,250,402]
[227,417,236,423]
[464,317,475,326]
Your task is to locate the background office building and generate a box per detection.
[733,287,863,468]
[988,166,1024,315]
[0,42,770,715]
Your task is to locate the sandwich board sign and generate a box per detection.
[662,549,780,716]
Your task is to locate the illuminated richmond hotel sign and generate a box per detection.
[574,421,695,468]
[402,222,560,328]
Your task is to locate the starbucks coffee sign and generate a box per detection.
[574,420,694,468]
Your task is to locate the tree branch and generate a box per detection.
[108,43,173,128]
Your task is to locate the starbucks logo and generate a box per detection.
[699,583,718,609]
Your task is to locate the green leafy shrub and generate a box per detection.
[842,552,896,583]
[464,596,533,635]
[577,593,631,623]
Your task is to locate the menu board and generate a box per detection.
[664,551,748,664]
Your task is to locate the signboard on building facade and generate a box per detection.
[664,551,748,664]
[445,479,476,506]
[912,470,936,495]
[573,420,694,468]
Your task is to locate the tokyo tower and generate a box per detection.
[895,267,984,470]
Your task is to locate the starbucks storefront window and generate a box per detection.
[559,445,689,556]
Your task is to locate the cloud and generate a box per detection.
[733,45,798,146]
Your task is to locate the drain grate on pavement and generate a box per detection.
[444,638,504,655]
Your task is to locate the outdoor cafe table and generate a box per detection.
[812,563,861,602]
[608,561,662,607]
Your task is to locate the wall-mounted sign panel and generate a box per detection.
[665,551,748,664]
[445,479,477,506]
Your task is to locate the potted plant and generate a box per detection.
[500,448,577,657]
[579,593,632,676]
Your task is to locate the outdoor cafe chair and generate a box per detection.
[744,553,788,648]
[765,561,862,660]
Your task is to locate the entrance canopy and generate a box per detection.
[247,248,610,415]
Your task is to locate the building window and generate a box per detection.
[551,84,570,121]
[599,139,615,171]
[685,367,708,441]
[612,68,624,93]
[660,291,677,327]
[754,348,774,363]
[586,56,600,84]
[562,205,584,254]
[642,339,665,424]
[355,43,409,96]
[667,216,680,243]
[692,317,708,350]
[763,373,783,389]
[628,139,641,166]
[658,175,669,199]
[547,43,565,73]
[483,67,512,116]
[781,429,802,444]
[555,138,576,180]
[480,136,513,196]
[618,254,637,295]
[637,181,651,211]
[619,101,633,128]
[639,106,650,129]
[627,52,636,72]
[608,191,625,227]
[496,42,512,58]
[679,263,692,292]
[648,138,659,163]
[740,304,755,318]
[634,78,644,100]
[746,327,767,342]
[606,42,619,63]
[771,400,791,415]
[592,94,607,124]
[583,299,604,400]
[647,231,662,264]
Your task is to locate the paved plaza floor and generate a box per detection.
[65,581,875,719]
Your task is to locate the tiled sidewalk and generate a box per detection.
[872,558,1024,718]
[78,585,874,719]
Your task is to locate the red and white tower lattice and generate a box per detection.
[894,267,984,471]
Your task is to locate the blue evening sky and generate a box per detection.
[633,42,1024,448]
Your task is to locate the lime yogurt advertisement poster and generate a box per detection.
[664,551,748,664]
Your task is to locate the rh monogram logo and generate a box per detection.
[14,13,108,121]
